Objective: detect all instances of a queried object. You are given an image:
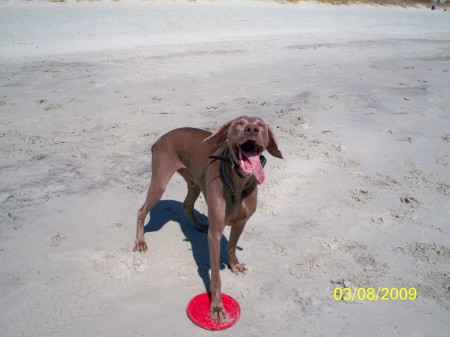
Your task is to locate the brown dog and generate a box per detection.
[134,116,283,322]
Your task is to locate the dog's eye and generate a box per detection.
[236,120,246,126]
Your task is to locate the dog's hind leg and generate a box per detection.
[178,168,209,233]
[134,145,182,252]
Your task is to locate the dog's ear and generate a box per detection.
[202,121,232,145]
[267,127,284,159]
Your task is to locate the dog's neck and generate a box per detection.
[209,148,242,176]
[209,148,266,196]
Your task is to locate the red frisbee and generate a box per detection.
[186,292,240,330]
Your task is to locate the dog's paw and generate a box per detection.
[133,239,148,252]
[210,304,228,323]
[230,262,247,274]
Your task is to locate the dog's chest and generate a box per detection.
[225,196,256,226]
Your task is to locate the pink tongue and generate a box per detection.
[247,154,265,184]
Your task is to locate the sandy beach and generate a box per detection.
[1,1,449,336]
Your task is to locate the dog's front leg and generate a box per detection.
[228,222,247,274]
[206,190,228,323]
[208,224,227,322]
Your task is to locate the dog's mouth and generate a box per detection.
[233,140,265,184]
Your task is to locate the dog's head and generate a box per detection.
[203,116,283,184]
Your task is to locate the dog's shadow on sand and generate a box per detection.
[144,200,229,291]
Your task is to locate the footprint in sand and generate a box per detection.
[50,234,66,247]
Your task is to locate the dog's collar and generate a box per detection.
[209,148,266,196]
[209,148,243,177]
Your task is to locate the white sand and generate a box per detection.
[1,1,449,336]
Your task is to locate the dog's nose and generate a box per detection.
[245,124,259,135]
